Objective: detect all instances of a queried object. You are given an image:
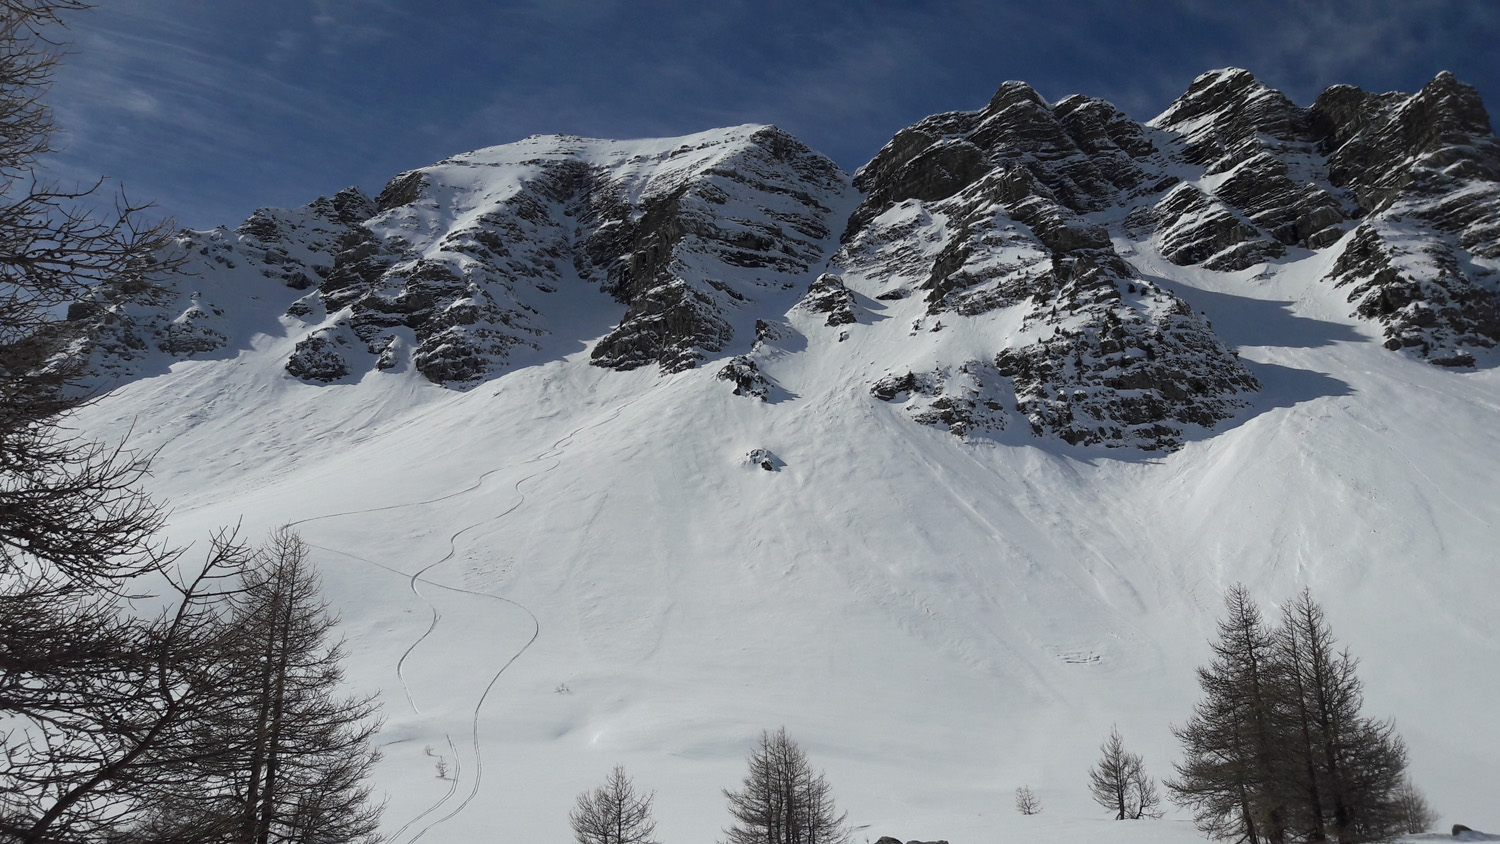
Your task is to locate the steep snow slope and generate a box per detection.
[60,78,1500,843]
[73,228,1500,844]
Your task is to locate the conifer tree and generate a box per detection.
[1167,585,1289,844]
[156,529,383,844]
[228,529,382,844]
[1088,726,1161,819]
[1274,589,1406,844]
[723,728,850,844]
[570,765,658,844]
[1170,586,1411,844]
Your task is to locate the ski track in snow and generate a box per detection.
[383,734,460,844]
[285,402,631,843]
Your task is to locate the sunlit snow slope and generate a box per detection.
[65,79,1500,844]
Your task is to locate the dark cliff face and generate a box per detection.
[1313,72,1498,214]
[1307,72,1500,363]
[1082,68,1498,364]
[838,90,1262,451]
[1145,69,1346,264]
[825,66,1499,447]
[1152,68,1311,172]
[290,156,587,384]
[1145,68,1500,362]
[55,187,379,384]
[586,126,846,372]
[846,80,1159,242]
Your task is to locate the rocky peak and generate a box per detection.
[1414,71,1495,140]
[969,81,1087,168]
[1307,84,1392,154]
[985,80,1050,113]
[831,90,1262,449]
[1053,95,1156,160]
[1313,72,1498,212]
[585,125,847,372]
[1151,68,1309,173]
[56,125,850,388]
[1306,72,1500,364]
[1130,69,1352,267]
[847,82,1159,242]
[1154,67,1262,122]
[846,125,989,240]
[327,187,378,223]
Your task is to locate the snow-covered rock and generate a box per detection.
[836,109,1260,449]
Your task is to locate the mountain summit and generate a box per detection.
[58,69,1499,453]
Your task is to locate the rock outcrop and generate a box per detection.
[837,92,1261,449]
[1311,72,1500,361]
[1147,68,1500,362]
[55,188,376,384]
[585,126,846,371]
[312,126,846,381]
[717,355,773,400]
[60,127,849,386]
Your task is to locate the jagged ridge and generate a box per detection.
[50,68,1500,452]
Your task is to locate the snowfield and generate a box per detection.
[60,106,1500,842]
[72,224,1500,843]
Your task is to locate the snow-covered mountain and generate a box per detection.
[63,125,846,385]
[59,69,1500,843]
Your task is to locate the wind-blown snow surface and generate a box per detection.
[72,160,1500,841]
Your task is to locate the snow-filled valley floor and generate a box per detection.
[70,229,1500,843]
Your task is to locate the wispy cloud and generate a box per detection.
[1122,0,1500,112]
[308,0,399,57]
[29,0,1499,230]
[40,2,414,226]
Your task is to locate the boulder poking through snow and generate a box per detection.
[797,272,859,326]
[741,448,783,472]
[717,355,773,400]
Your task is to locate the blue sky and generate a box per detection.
[39,1,1500,230]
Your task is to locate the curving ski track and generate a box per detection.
[285,403,628,843]
[381,734,460,844]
